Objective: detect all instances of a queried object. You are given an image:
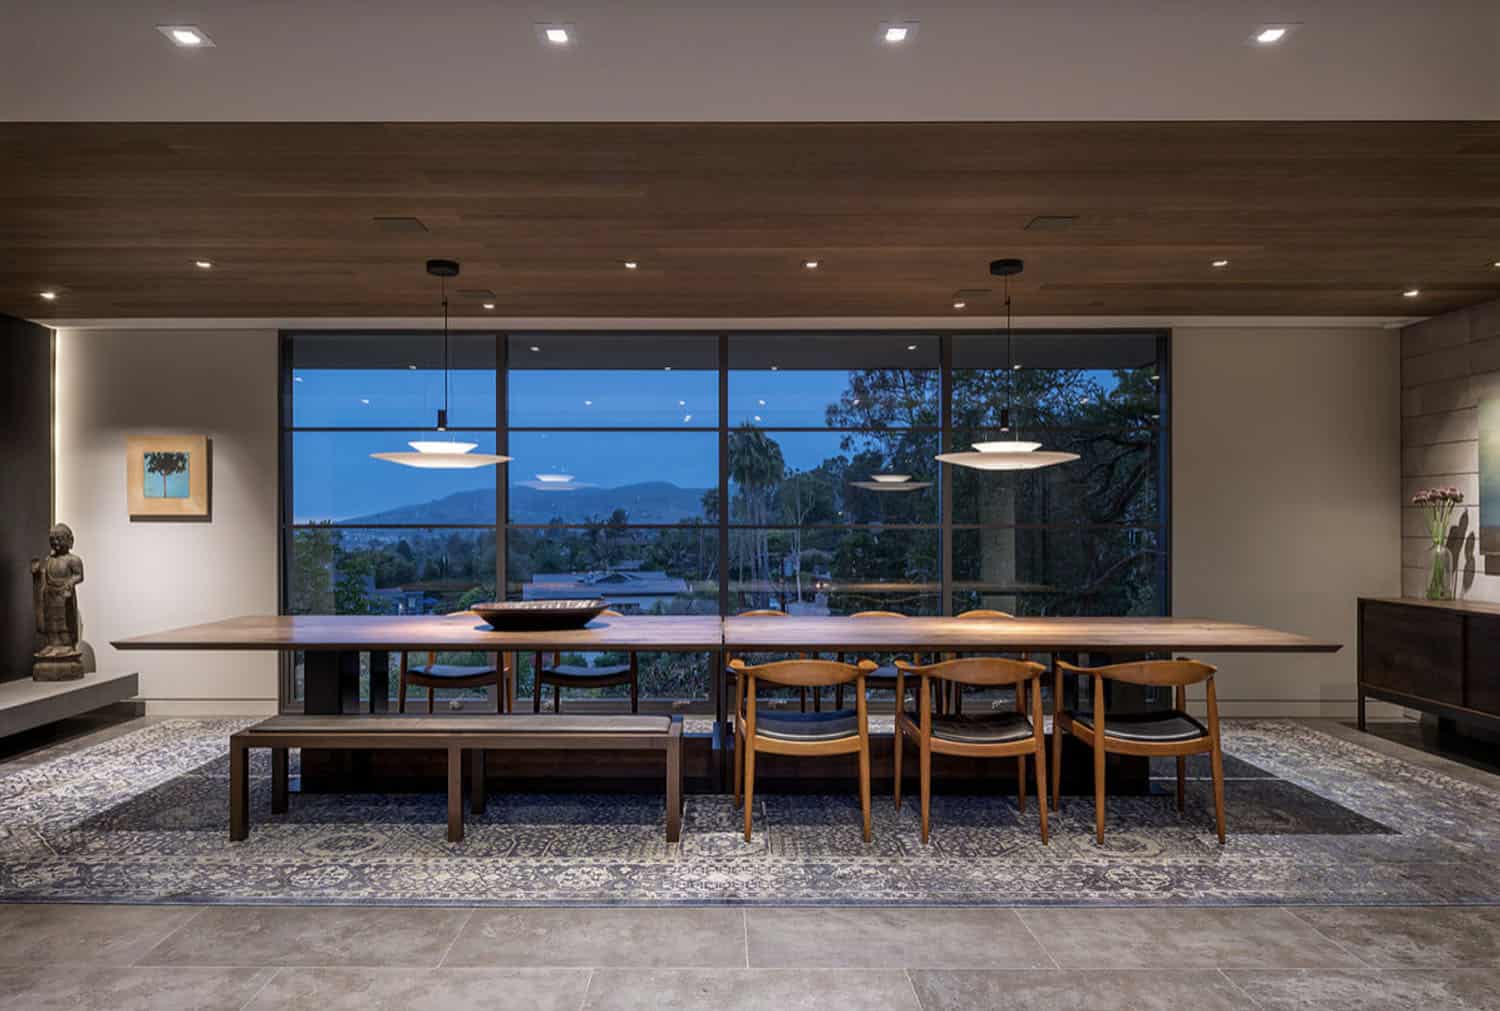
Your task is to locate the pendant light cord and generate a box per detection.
[439,275,450,431]
[1004,273,1014,434]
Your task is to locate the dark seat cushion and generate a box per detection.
[407,663,499,679]
[905,710,1033,744]
[754,708,860,743]
[1070,710,1208,743]
[539,663,633,679]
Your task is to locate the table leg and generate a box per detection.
[271,748,288,814]
[666,723,683,843]
[304,650,360,714]
[470,748,487,814]
[369,651,390,714]
[447,746,464,843]
[229,739,248,841]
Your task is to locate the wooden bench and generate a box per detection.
[229,713,683,843]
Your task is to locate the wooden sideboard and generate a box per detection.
[1358,596,1500,731]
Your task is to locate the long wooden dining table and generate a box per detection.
[114,613,1339,793]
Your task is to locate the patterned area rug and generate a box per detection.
[1,719,1497,907]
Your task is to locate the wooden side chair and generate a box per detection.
[893,657,1050,844]
[533,608,640,713]
[730,657,877,843]
[834,610,921,710]
[736,608,813,711]
[398,650,513,714]
[945,608,1019,715]
[1051,658,1225,845]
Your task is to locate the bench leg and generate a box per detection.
[666,727,683,843]
[271,748,289,814]
[230,740,249,842]
[470,748,487,815]
[447,746,464,843]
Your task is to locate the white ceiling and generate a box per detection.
[2,0,1496,122]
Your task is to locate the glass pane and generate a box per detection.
[948,428,1160,528]
[507,431,718,524]
[508,333,717,427]
[291,431,499,524]
[729,527,939,614]
[506,526,718,613]
[729,333,939,428]
[288,526,496,616]
[291,332,496,428]
[726,428,939,525]
[952,527,1164,616]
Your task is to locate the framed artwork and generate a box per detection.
[1481,399,1500,555]
[126,434,210,518]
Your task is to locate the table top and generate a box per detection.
[113,613,1340,654]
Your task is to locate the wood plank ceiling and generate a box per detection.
[3,121,1499,320]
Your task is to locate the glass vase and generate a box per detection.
[1425,541,1456,601]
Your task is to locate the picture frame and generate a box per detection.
[1482,399,1500,555]
[126,434,210,518]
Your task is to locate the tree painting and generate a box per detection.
[143,450,190,498]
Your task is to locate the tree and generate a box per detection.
[144,450,188,497]
[728,425,785,606]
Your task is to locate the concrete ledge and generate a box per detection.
[0,672,140,738]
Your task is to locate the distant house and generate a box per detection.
[524,569,689,612]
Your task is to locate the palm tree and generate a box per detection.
[728,425,785,607]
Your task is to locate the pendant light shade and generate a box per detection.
[938,259,1079,472]
[372,260,511,470]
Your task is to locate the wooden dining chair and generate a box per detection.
[1051,658,1225,845]
[735,608,813,711]
[398,650,513,714]
[944,609,1019,715]
[834,610,921,710]
[893,657,1050,844]
[731,657,878,843]
[533,608,640,714]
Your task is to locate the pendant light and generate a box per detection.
[372,259,512,470]
[935,258,1080,472]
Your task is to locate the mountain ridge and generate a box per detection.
[340,481,712,526]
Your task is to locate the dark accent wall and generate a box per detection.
[0,315,52,681]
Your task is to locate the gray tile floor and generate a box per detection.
[2,714,1498,1009]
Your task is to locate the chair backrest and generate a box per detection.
[895,656,1044,687]
[1057,658,1216,687]
[850,610,906,618]
[728,657,875,688]
[738,609,788,617]
[956,609,1015,619]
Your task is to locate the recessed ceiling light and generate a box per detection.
[158,25,214,47]
[1254,25,1290,44]
[952,300,966,310]
[39,290,57,301]
[1211,258,1230,268]
[1013,363,1023,371]
[879,20,919,43]
[536,23,574,45]
[530,345,541,352]
[623,260,639,269]
[482,302,495,310]
[1403,288,1421,298]
[906,344,918,351]
[1493,261,1500,268]
[194,260,213,270]
[804,260,820,269]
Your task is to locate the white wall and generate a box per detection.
[55,328,280,714]
[53,320,1403,717]
[1172,326,1403,717]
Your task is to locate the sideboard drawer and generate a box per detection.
[1361,601,1463,706]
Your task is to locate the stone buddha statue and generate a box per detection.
[32,522,86,681]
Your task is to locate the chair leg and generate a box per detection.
[1209,742,1227,845]
[1034,747,1050,845]
[892,722,904,809]
[857,734,872,844]
[919,738,932,845]
[1093,674,1107,845]
[1176,756,1187,813]
[1017,755,1027,813]
[1050,663,1064,812]
[743,737,756,842]
[733,722,744,808]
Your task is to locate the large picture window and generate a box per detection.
[280,329,1169,708]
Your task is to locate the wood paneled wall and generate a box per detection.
[0,314,52,681]
[1401,298,1500,600]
